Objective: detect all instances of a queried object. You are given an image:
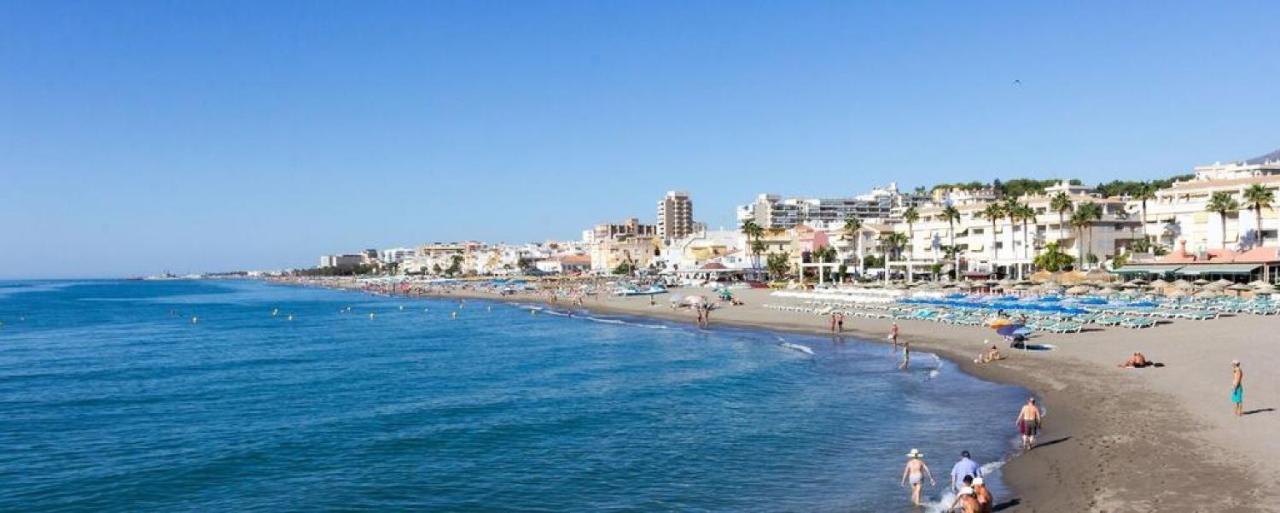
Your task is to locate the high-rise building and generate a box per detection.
[657,191,694,240]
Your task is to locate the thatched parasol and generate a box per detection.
[1172,279,1194,289]
[1059,270,1087,284]
[1085,269,1114,283]
[1214,279,1234,287]
[1030,270,1055,283]
[1192,279,1211,286]
[1165,288,1188,298]
[1150,278,1170,288]
[1066,285,1091,295]
[1194,290,1220,299]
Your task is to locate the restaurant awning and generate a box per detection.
[1174,264,1261,275]
[1114,264,1184,274]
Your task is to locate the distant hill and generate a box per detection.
[1245,148,1280,165]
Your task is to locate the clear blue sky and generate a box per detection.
[3,1,1278,278]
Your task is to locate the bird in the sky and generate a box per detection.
[1013,79,1022,85]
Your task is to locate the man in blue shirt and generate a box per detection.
[950,450,983,492]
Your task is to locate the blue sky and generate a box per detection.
[3,1,1278,278]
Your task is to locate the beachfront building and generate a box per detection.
[589,218,657,242]
[654,228,747,273]
[656,191,695,241]
[1132,150,1280,253]
[900,181,1141,278]
[379,247,415,264]
[585,217,660,274]
[735,183,904,229]
[318,254,367,269]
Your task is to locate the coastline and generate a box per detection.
[272,279,1279,512]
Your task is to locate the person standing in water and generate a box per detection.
[899,448,935,506]
[1231,360,1245,417]
[1016,397,1042,450]
[899,340,910,369]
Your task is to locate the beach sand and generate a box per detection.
[289,279,1280,511]
[577,288,1279,512]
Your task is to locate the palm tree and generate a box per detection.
[812,245,837,283]
[1014,202,1036,278]
[741,219,764,268]
[1134,183,1156,243]
[1050,191,1073,244]
[942,205,961,277]
[1071,202,1103,269]
[903,207,919,264]
[979,203,1006,276]
[843,215,863,275]
[879,232,908,284]
[1243,184,1274,247]
[1206,191,1240,250]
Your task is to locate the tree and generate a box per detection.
[1206,191,1240,249]
[613,261,635,275]
[1134,183,1156,243]
[1243,184,1274,247]
[741,219,765,269]
[843,215,863,274]
[878,232,908,283]
[1003,200,1022,279]
[1050,191,1073,244]
[942,205,961,276]
[1032,241,1074,272]
[903,207,919,263]
[811,245,837,282]
[1013,202,1036,279]
[446,255,464,276]
[1071,202,1103,269]
[765,252,790,281]
[978,203,1006,274]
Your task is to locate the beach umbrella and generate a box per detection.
[1254,284,1277,295]
[1165,288,1188,298]
[1066,285,1090,295]
[1099,286,1117,295]
[1214,279,1234,287]
[1194,290,1220,299]
[1226,283,1252,296]
[1150,278,1170,288]
[1085,269,1114,283]
[1126,279,1149,286]
[1172,279,1193,289]
[1029,270,1054,283]
[1060,270,1087,284]
[1192,279,1211,286]
[989,317,1015,328]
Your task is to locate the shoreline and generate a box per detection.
[270,278,1278,512]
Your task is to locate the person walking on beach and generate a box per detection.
[1232,360,1245,417]
[889,321,900,348]
[1016,398,1042,450]
[899,448,935,506]
[836,312,844,333]
[949,451,982,493]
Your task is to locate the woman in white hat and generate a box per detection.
[899,448,936,506]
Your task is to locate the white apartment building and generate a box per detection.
[901,182,1141,277]
[657,191,695,241]
[736,183,904,229]
[1135,152,1280,252]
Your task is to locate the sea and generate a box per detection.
[0,280,1027,512]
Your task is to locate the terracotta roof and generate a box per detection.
[558,255,591,264]
[700,262,728,270]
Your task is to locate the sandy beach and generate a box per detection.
[282,279,1280,512]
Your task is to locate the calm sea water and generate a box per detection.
[0,280,1026,512]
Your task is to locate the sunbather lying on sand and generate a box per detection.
[1119,352,1153,368]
